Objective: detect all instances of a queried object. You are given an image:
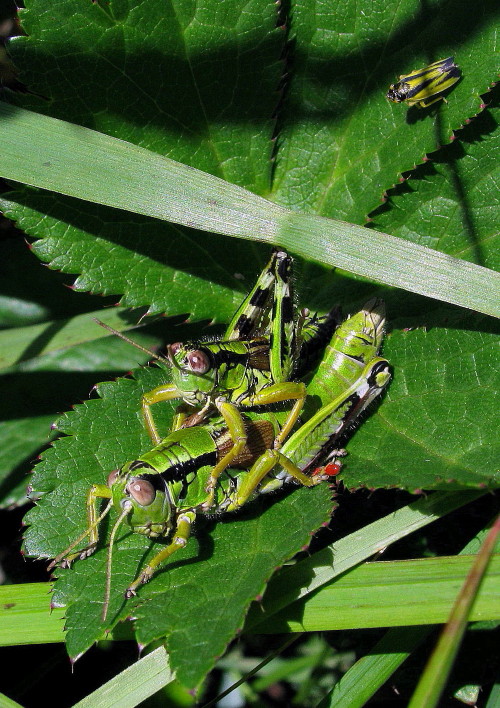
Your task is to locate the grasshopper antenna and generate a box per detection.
[94,319,170,366]
[102,501,133,622]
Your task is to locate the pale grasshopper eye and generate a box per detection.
[170,342,183,355]
[127,478,156,506]
[107,469,119,487]
[187,349,210,374]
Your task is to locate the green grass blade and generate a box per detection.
[0,693,22,708]
[0,103,498,318]
[317,626,432,708]
[253,555,500,633]
[245,491,486,630]
[0,493,486,650]
[0,582,65,646]
[71,646,174,708]
[0,307,144,370]
[317,517,496,707]
[0,103,286,239]
[279,211,500,318]
[485,683,500,708]
[408,514,500,708]
[2,552,498,647]
[0,692,24,708]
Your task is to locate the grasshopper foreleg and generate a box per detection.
[47,484,112,570]
[125,510,196,597]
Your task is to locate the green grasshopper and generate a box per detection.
[304,297,386,412]
[290,297,390,474]
[49,300,391,621]
[98,250,339,503]
[140,250,305,449]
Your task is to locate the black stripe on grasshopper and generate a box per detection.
[147,450,218,484]
[301,358,391,474]
[196,339,269,377]
[228,250,291,341]
[233,286,272,338]
[130,449,218,505]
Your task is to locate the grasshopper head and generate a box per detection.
[329,299,386,368]
[100,463,178,622]
[167,342,217,404]
[107,463,175,538]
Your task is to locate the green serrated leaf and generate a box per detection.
[271,0,499,221]
[13,0,282,193]
[371,101,500,271]
[6,192,266,323]
[342,316,499,491]
[3,0,283,319]
[23,364,334,689]
[0,1,498,319]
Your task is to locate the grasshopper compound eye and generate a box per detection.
[186,349,211,374]
[169,343,210,374]
[107,469,119,487]
[127,478,155,506]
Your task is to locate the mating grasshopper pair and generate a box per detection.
[48,251,391,620]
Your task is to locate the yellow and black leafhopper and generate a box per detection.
[386,56,461,108]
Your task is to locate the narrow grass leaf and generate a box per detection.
[408,514,500,708]
[0,103,498,317]
[71,646,174,708]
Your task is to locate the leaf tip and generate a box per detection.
[137,641,146,656]
[70,651,85,668]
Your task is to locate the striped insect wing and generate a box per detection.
[225,249,282,340]
[387,57,460,108]
[233,285,272,339]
